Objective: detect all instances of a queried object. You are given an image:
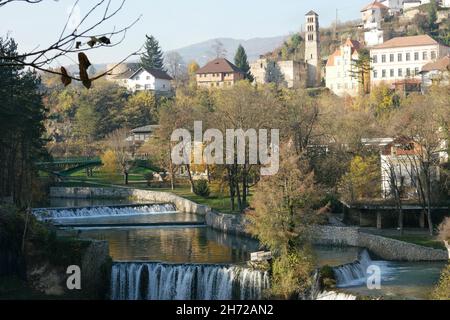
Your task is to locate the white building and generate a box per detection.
[325,39,362,96]
[365,28,385,47]
[379,0,404,14]
[113,66,173,94]
[361,1,389,30]
[250,58,306,88]
[370,35,450,90]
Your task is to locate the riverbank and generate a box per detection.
[49,187,448,262]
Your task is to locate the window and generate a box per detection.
[406,68,411,76]
[337,83,341,89]
[423,51,428,60]
[145,84,151,90]
[382,69,386,78]
[406,53,410,61]
[398,68,403,77]
[431,51,436,59]
[414,67,419,76]
[390,54,394,62]
[146,76,151,80]
[382,54,386,63]
[398,53,402,62]
[414,52,419,61]
[390,69,394,77]
[373,55,378,63]
[373,70,378,78]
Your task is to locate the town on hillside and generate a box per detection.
[0,0,449,303]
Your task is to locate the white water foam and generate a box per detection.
[110,262,270,300]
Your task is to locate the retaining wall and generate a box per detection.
[50,187,448,262]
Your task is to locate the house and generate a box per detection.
[365,28,385,47]
[420,55,450,92]
[379,0,404,14]
[195,58,244,88]
[370,35,450,91]
[112,66,173,94]
[250,58,307,88]
[403,0,426,10]
[127,125,160,144]
[361,1,389,30]
[325,39,362,96]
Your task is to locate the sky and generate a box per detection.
[0,0,371,65]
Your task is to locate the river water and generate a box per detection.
[38,199,445,300]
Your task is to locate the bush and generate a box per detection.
[270,250,315,299]
[144,172,155,187]
[194,180,210,198]
[430,264,450,300]
[319,265,337,290]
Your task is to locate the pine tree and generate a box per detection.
[234,45,254,82]
[140,35,165,71]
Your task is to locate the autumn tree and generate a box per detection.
[338,155,381,202]
[105,128,133,185]
[123,91,158,128]
[350,48,371,94]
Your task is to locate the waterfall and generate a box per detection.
[333,250,373,287]
[33,204,177,221]
[111,262,270,300]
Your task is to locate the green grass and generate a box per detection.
[386,235,446,250]
[55,167,246,214]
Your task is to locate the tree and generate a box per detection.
[101,149,119,175]
[0,37,48,207]
[165,51,187,86]
[428,0,438,32]
[123,91,157,128]
[105,128,133,185]
[247,147,324,254]
[265,60,286,87]
[187,61,200,87]
[211,40,227,58]
[234,45,254,82]
[338,155,381,202]
[350,48,372,94]
[430,264,450,300]
[141,35,165,71]
[0,0,141,86]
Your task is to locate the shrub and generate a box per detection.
[144,172,155,187]
[319,265,337,290]
[270,250,315,299]
[194,180,210,198]
[430,264,450,300]
[437,217,450,242]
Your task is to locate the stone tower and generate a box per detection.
[305,10,321,88]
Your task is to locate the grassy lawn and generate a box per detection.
[385,235,446,250]
[55,167,246,214]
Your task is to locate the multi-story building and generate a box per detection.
[250,58,307,88]
[305,11,321,87]
[379,0,404,14]
[325,39,362,96]
[196,58,244,88]
[370,35,450,90]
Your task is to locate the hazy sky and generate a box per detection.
[0,0,370,65]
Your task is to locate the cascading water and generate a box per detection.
[33,204,177,221]
[333,250,374,287]
[111,262,270,300]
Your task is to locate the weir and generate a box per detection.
[111,262,270,300]
[33,203,178,221]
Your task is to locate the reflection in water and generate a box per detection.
[79,226,260,264]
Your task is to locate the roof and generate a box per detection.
[305,10,318,16]
[131,125,160,134]
[372,35,438,49]
[196,58,243,74]
[130,67,173,80]
[113,63,141,79]
[361,1,389,12]
[421,56,450,72]
[326,39,361,67]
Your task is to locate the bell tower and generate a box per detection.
[305,10,321,87]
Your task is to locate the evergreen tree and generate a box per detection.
[0,37,48,206]
[234,45,254,82]
[428,0,438,32]
[265,60,286,87]
[140,35,165,71]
